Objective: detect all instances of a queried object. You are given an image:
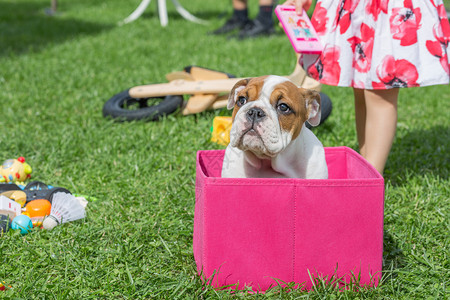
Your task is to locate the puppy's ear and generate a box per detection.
[304,89,321,127]
[227,78,249,110]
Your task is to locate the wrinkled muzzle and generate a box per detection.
[230,103,292,158]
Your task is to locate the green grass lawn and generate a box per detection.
[0,0,449,298]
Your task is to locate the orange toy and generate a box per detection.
[23,199,51,227]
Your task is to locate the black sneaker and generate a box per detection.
[236,19,275,39]
[211,16,249,35]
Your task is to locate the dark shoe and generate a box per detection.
[210,16,249,35]
[236,19,274,39]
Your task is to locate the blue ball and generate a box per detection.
[11,215,33,235]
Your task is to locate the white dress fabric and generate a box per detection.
[301,0,450,89]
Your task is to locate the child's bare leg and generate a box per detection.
[354,88,367,157]
[233,0,248,10]
[363,88,399,174]
[259,0,274,5]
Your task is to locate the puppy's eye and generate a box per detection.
[277,103,291,114]
[236,96,247,107]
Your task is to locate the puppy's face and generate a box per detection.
[227,75,321,158]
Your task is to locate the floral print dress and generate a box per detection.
[301,0,450,89]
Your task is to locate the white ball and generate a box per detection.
[42,217,58,230]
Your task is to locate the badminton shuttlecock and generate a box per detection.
[43,192,86,230]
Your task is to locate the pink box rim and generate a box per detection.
[197,146,383,185]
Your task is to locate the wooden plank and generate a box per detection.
[165,71,195,82]
[188,66,232,80]
[129,53,321,99]
[182,94,219,115]
[129,78,243,98]
[210,99,228,110]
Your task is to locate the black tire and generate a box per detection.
[306,92,333,129]
[103,89,184,122]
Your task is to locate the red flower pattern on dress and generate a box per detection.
[372,55,420,89]
[437,4,450,74]
[334,0,360,34]
[311,2,328,36]
[365,0,389,21]
[434,4,450,46]
[390,0,422,46]
[308,45,341,86]
[352,80,365,89]
[305,0,448,89]
[425,5,450,75]
[347,23,375,73]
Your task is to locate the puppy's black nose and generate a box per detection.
[246,107,266,123]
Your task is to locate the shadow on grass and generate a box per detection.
[386,125,449,185]
[382,231,405,281]
[0,1,113,57]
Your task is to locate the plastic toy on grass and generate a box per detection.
[22,199,52,227]
[1,181,71,207]
[0,157,32,183]
[22,181,72,204]
[0,195,22,220]
[11,215,33,235]
[1,189,27,207]
[211,116,232,146]
[43,192,87,230]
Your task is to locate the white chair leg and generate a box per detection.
[171,0,208,24]
[120,0,208,26]
[120,0,152,25]
[158,0,169,27]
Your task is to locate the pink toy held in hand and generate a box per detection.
[275,5,322,54]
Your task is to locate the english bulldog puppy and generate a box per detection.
[221,75,328,179]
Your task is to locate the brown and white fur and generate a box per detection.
[221,75,328,179]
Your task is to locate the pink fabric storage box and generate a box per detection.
[193,146,384,292]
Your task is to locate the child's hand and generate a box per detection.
[282,0,312,15]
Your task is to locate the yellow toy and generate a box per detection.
[211,116,232,146]
[0,190,26,207]
[0,157,32,183]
